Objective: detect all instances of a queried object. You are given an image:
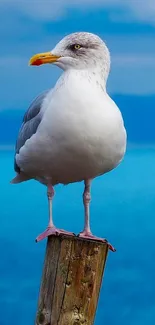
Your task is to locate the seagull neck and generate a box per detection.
[63,68,107,92]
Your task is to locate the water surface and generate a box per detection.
[0,148,155,325]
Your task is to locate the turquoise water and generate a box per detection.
[0,148,155,325]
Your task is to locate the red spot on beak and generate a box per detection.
[31,59,43,66]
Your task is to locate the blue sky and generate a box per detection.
[0,0,155,111]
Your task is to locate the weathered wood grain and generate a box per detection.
[36,235,108,325]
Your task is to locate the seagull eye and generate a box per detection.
[74,44,81,50]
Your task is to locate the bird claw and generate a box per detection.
[78,231,116,252]
[36,226,75,242]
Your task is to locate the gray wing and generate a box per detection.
[14,90,49,173]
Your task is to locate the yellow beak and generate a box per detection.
[29,52,61,66]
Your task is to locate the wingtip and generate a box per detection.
[10,173,30,184]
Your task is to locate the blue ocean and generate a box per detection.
[0,147,155,325]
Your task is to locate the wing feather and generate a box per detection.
[14,90,49,173]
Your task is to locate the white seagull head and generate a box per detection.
[29,32,110,82]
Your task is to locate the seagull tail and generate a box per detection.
[10,173,30,184]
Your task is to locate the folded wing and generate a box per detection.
[14,90,49,173]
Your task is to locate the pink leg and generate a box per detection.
[36,184,74,242]
[78,180,116,252]
[80,179,92,236]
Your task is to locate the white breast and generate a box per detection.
[17,70,127,185]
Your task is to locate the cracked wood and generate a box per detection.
[36,235,108,325]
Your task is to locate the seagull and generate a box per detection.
[11,32,126,251]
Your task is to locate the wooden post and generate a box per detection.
[36,235,109,325]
